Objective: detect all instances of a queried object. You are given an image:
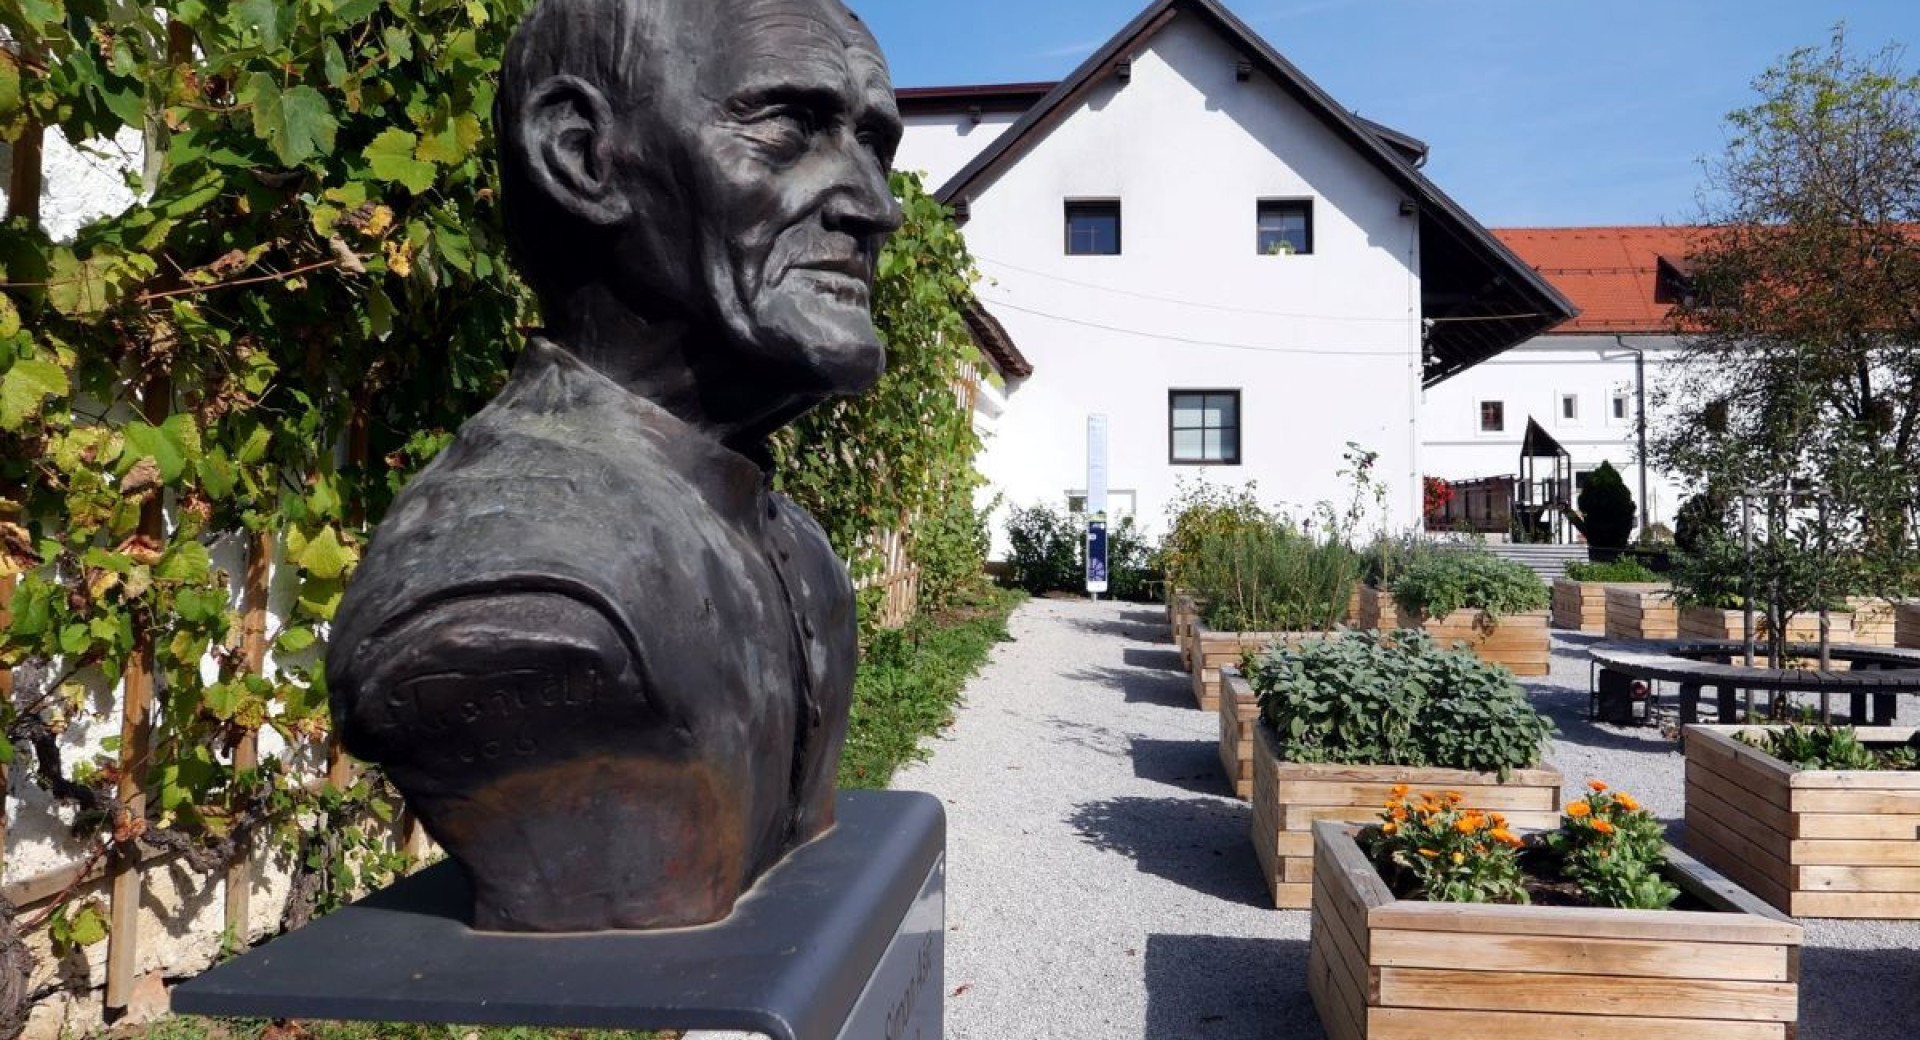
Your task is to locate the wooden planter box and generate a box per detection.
[1190,623,1340,712]
[1250,722,1561,908]
[1685,724,1920,918]
[1679,606,1853,645]
[1220,669,1259,799]
[1900,603,1920,650]
[1309,820,1802,1040]
[1171,592,1201,668]
[1849,597,1898,648]
[1354,585,1411,632]
[1604,584,1678,640]
[1553,580,1669,635]
[1409,608,1551,676]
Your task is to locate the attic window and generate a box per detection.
[1065,200,1121,256]
[1257,200,1312,255]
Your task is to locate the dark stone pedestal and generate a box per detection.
[173,791,944,1040]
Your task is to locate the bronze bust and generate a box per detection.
[326,0,904,932]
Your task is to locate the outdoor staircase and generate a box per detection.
[1479,543,1589,584]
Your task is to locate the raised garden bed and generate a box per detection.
[1220,669,1259,799]
[1901,603,1920,650]
[1354,585,1410,632]
[1250,722,1561,908]
[1685,724,1920,918]
[1849,598,1898,648]
[1604,585,1678,640]
[1170,591,1202,668]
[1308,820,1803,1040]
[1679,606,1853,645]
[1408,607,1551,676]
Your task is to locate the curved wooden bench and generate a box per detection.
[1588,640,1920,725]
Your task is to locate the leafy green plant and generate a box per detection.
[1191,522,1358,632]
[1565,558,1662,583]
[1004,504,1082,595]
[1161,478,1273,592]
[1359,532,1439,589]
[1247,630,1553,776]
[1106,516,1159,603]
[1739,724,1917,771]
[1391,549,1549,620]
[1575,462,1637,549]
[1364,788,1529,905]
[1545,783,1679,910]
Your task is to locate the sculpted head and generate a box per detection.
[498,0,904,400]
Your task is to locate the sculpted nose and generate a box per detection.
[824,138,903,240]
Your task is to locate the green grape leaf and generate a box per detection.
[364,129,437,194]
[247,74,337,167]
[0,358,69,430]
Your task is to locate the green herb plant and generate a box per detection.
[1740,724,1918,771]
[1247,630,1554,777]
[1391,549,1550,621]
[1565,558,1663,584]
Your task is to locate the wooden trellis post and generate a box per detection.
[2,101,45,871]
[103,376,168,1010]
[223,532,272,946]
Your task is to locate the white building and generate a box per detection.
[893,0,1574,545]
[1419,226,1697,534]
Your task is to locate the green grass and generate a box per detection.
[115,589,1023,1040]
[839,586,1024,790]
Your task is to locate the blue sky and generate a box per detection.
[859,0,1919,228]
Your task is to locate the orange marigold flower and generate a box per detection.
[1588,780,1609,792]
[1382,822,1399,836]
[1567,801,1592,818]
[1616,794,1640,812]
[1455,815,1487,835]
[1417,848,1439,859]
[1593,819,1616,834]
[1451,852,1466,866]
[1444,790,1464,804]
[1391,807,1408,822]
[1390,784,1410,798]
[1490,812,1508,827]
[1491,828,1520,847]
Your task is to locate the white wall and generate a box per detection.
[898,111,1022,191]
[0,127,143,240]
[899,14,1425,547]
[1420,334,1690,529]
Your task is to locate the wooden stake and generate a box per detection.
[222,532,271,947]
[104,378,169,1010]
[2,109,45,870]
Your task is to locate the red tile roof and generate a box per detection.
[1493,226,1704,335]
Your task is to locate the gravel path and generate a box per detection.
[893,596,1920,1040]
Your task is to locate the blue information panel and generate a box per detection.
[1086,516,1109,594]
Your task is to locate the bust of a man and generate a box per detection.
[325,0,903,932]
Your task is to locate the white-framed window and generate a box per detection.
[1611,392,1632,423]
[1479,400,1505,433]
[1560,393,1580,423]
[1067,490,1138,520]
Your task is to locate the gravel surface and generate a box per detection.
[893,596,1920,1040]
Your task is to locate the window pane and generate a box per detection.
[1219,427,1240,462]
[1203,429,1224,460]
[1173,429,1205,460]
[1209,394,1237,428]
[1257,201,1311,254]
[1066,202,1120,255]
[1562,395,1577,420]
[1480,402,1504,432]
[1171,397,1205,428]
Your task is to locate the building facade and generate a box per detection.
[893,0,1572,546]
[1420,226,1697,534]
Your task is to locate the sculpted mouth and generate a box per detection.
[789,256,871,281]
[786,258,872,304]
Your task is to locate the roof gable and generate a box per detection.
[929,0,1577,386]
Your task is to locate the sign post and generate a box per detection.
[1086,415,1109,598]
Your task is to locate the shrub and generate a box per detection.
[1192,522,1359,632]
[1564,558,1662,583]
[1359,532,1440,589]
[1674,491,1731,554]
[1576,462,1637,549]
[1545,783,1678,910]
[1161,479,1273,591]
[1391,549,1549,620]
[1004,504,1080,595]
[1106,517,1160,603]
[1247,630,1553,776]
[1365,788,1529,904]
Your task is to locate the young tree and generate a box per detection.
[1653,27,1920,608]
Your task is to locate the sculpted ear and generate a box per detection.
[520,75,632,227]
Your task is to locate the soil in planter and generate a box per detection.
[1366,838,1712,912]
[1736,730,1920,772]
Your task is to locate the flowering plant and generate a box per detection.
[1362,785,1529,904]
[1363,781,1677,909]
[1544,782,1679,910]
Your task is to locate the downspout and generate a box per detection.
[1408,208,1423,534]
[1616,335,1652,540]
